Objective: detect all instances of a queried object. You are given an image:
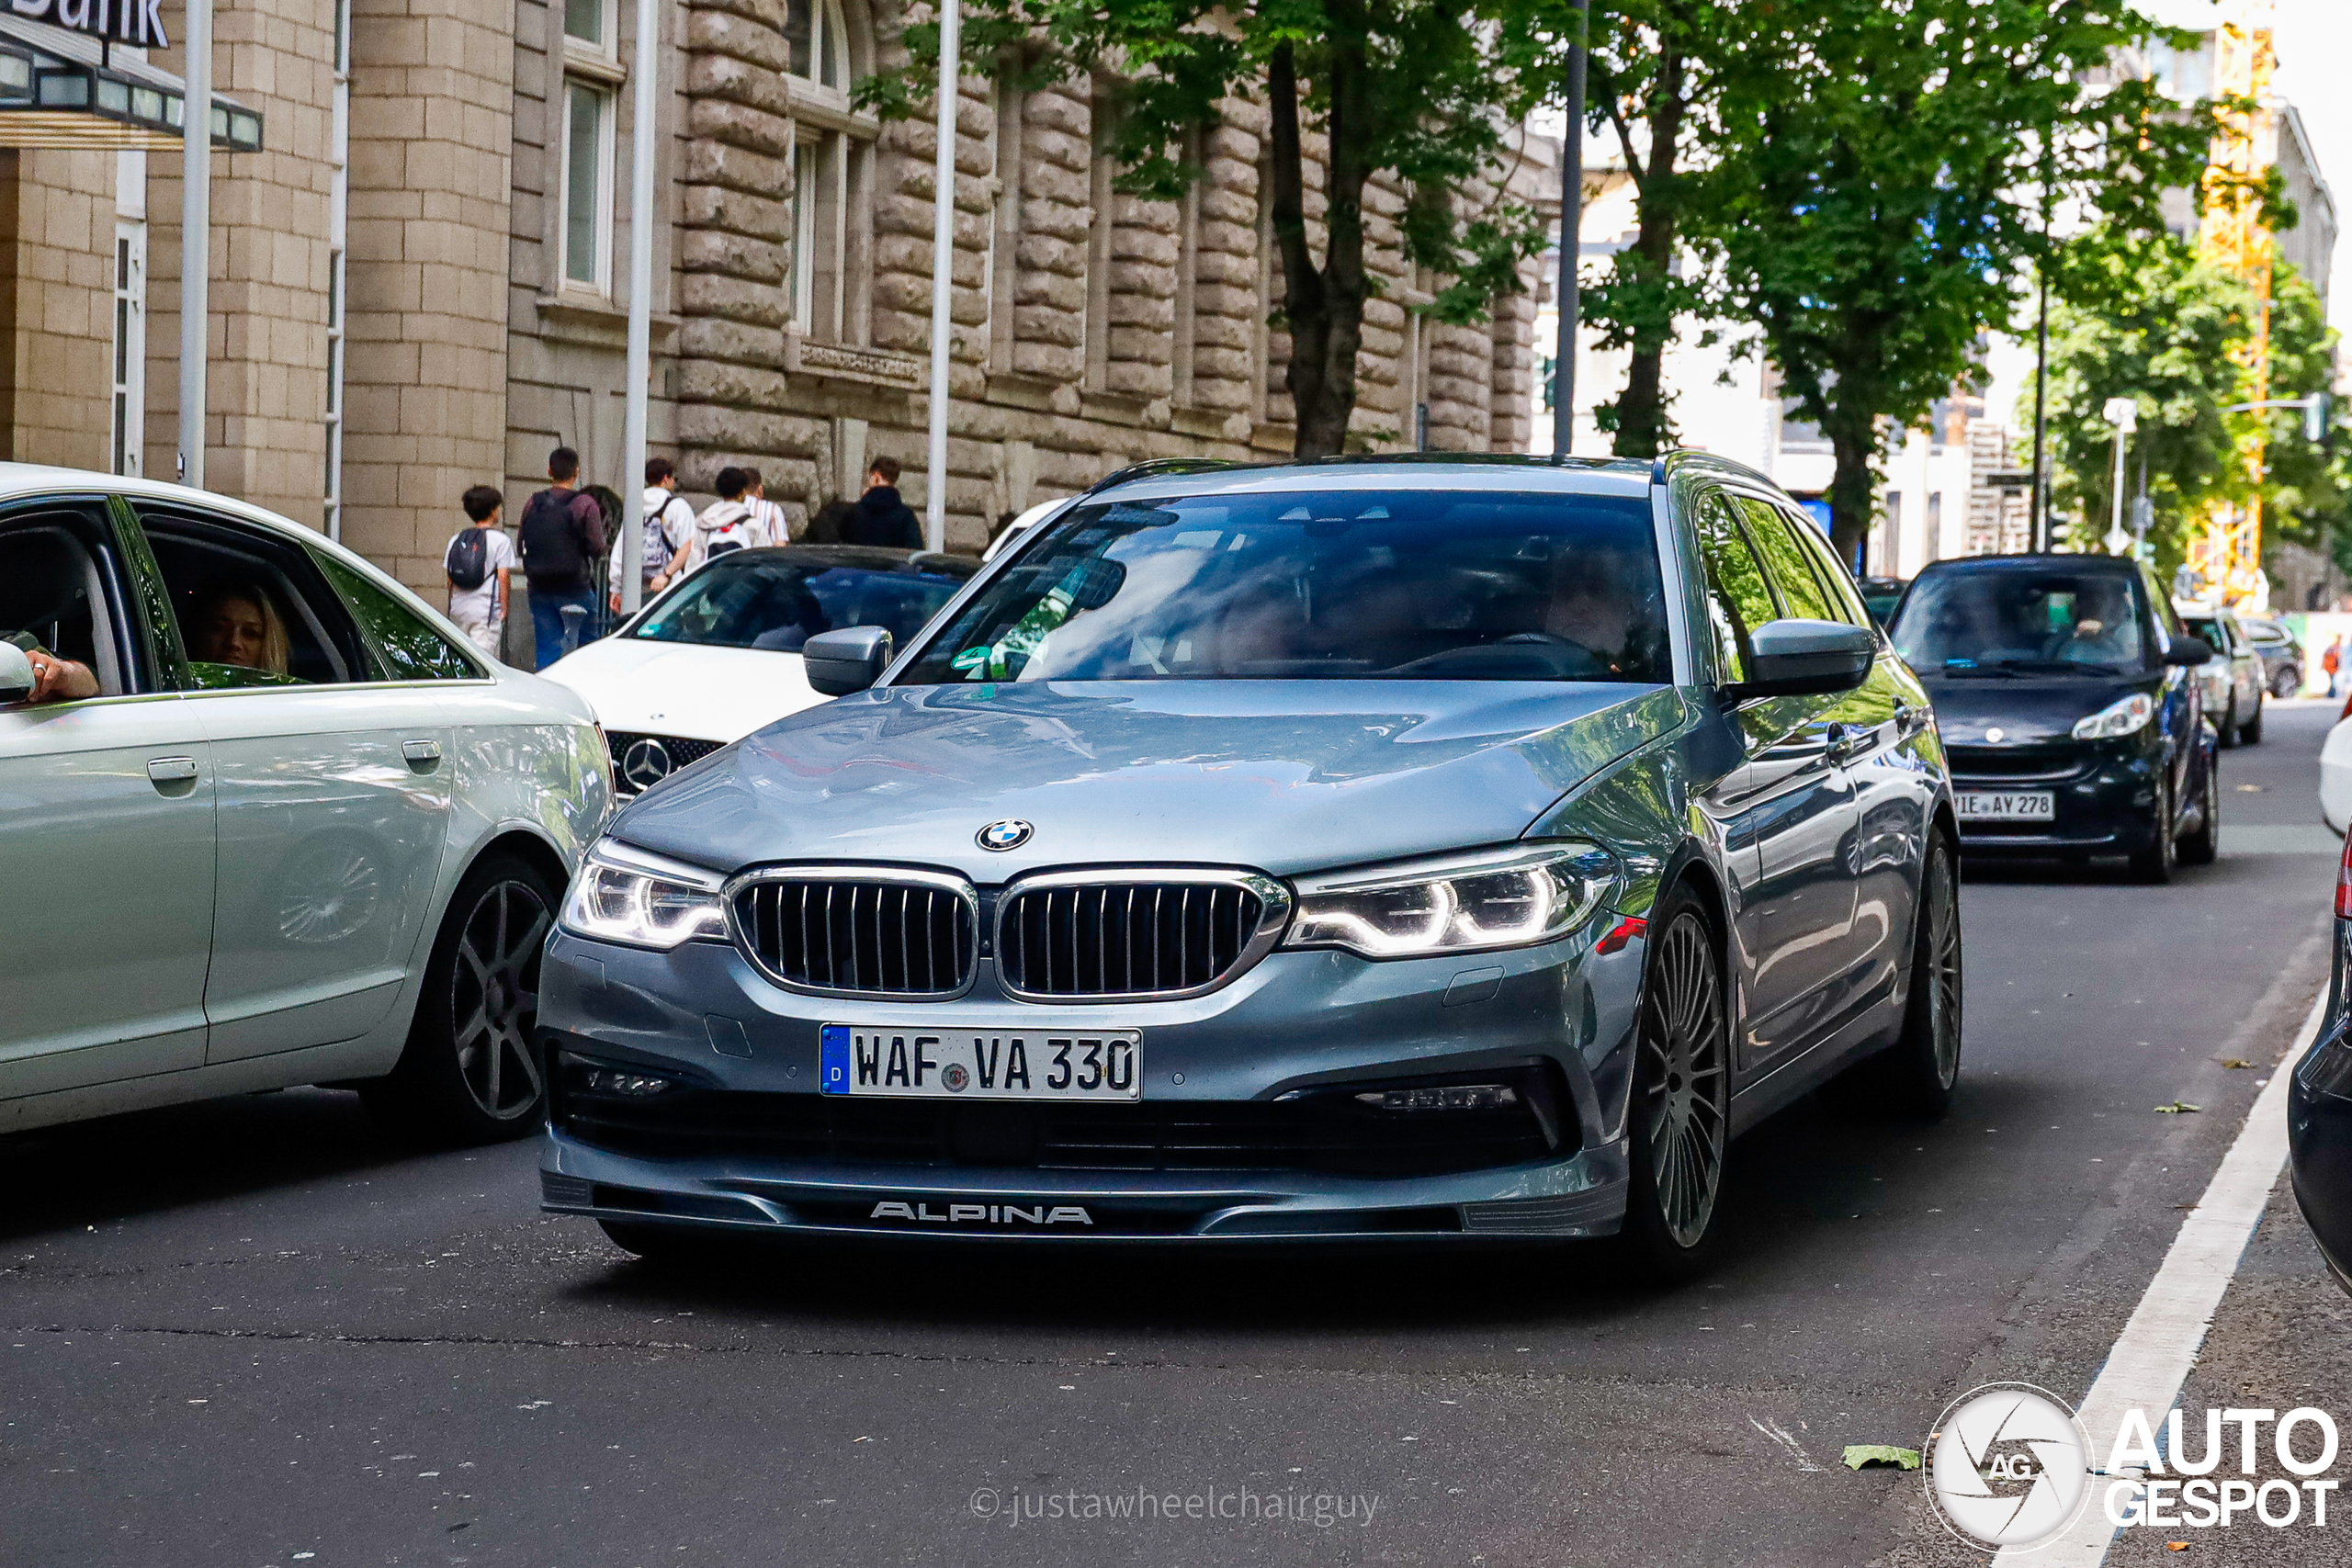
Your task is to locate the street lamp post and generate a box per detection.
[178,0,212,489]
[1549,0,1587,458]
[618,0,662,616]
[2102,395,2137,555]
[922,0,961,555]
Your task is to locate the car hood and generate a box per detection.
[536,637,820,741]
[610,680,1690,880]
[1918,669,2166,745]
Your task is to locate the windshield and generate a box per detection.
[1890,567,2148,675]
[898,489,1670,684]
[630,554,973,652]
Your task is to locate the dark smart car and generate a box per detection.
[1889,554,2217,881]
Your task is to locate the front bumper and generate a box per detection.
[535,918,1646,1243]
[1948,741,2161,855]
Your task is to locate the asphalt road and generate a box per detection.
[5,701,2345,1568]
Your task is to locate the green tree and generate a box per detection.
[2252,265,2346,570]
[1696,0,2218,566]
[860,0,1552,457]
[2033,235,2253,569]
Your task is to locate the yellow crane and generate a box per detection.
[2184,1,2275,612]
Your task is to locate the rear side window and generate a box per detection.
[137,507,374,690]
[313,552,481,681]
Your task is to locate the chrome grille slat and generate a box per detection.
[996,874,1278,1000]
[732,873,976,998]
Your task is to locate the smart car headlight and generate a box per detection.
[2072,692,2154,740]
[1283,841,1617,959]
[559,840,729,949]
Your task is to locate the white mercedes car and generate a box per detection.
[0,465,611,1140]
[539,544,979,795]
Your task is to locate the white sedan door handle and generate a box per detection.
[401,739,443,769]
[146,755,199,787]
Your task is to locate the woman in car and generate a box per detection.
[188,580,293,678]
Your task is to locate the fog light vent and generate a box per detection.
[1355,1084,1520,1112]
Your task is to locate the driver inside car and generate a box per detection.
[3,630,96,705]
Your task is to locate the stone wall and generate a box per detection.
[0,150,117,468]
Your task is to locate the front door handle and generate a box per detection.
[401,739,443,770]
[146,755,199,788]
[1824,723,1853,764]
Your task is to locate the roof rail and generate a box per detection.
[1080,457,1250,497]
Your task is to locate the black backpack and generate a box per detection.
[516,489,584,583]
[445,527,490,591]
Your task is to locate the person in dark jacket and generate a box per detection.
[845,456,924,549]
[516,446,609,670]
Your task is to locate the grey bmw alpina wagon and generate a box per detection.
[537,454,1960,1279]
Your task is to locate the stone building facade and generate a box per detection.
[0,0,1553,637]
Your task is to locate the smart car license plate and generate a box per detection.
[819,1025,1142,1100]
[1957,790,2054,822]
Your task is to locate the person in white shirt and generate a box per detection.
[655,467,765,590]
[444,485,515,659]
[743,466,790,547]
[610,457,700,611]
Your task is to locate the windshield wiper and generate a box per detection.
[1929,662,2021,678]
[1990,658,2123,675]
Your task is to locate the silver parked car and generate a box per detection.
[0,466,611,1140]
[537,455,1960,1280]
[2176,602,2264,746]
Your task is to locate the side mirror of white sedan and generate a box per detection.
[0,640,34,705]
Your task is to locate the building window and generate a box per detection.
[110,222,145,477]
[560,80,615,292]
[785,0,850,87]
[783,0,872,345]
[565,0,615,50]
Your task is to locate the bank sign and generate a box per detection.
[8,0,168,50]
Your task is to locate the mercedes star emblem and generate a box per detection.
[621,737,675,792]
[977,818,1034,852]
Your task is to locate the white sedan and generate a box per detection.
[2322,709,2352,833]
[540,545,980,795]
[0,463,611,1139]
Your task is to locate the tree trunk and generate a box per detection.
[1824,412,1877,571]
[1270,32,1371,458]
[1610,44,1686,459]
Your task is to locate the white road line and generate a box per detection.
[1749,1414,1824,1472]
[1997,986,2328,1565]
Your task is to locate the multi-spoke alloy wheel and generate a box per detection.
[363,853,559,1143]
[1617,889,1730,1281]
[1851,837,1963,1120]
[450,877,551,1121]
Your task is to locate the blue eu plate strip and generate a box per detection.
[820,1023,850,1095]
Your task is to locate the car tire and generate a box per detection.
[2130,776,2176,885]
[1612,887,1731,1285]
[2218,696,2238,749]
[361,852,558,1144]
[2275,667,2301,700]
[2241,694,2263,746]
[1871,837,1963,1118]
[2178,750,2220,866]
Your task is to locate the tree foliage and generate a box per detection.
[1675,0,2222,565]
[857,0,1554,457]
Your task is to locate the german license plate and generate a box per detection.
[1957,790,2054,822]
[819,1025,1142,1101]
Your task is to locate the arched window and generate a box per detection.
[785,0,874,344]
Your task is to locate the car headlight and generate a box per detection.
[559,840,730,949]
[2072,693,2154,740]
[1282,841,1617,959]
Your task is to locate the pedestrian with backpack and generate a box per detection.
[609,456,698,614]
[654,467,762,590]
[516,446,609,670]
[444,485,514,659]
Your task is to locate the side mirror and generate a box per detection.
[1728,618,1876,701]
[2166,637,2214,668]
[0,640,33,705]
[802,626,894,695]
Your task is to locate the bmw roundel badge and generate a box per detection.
[977,818,1034,852]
